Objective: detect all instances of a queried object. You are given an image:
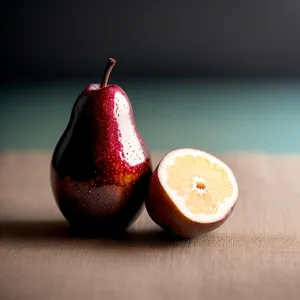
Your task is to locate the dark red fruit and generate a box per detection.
[50,58,152,234]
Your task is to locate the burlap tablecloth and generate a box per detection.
[0,153,300,299]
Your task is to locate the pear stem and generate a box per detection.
[101,58,117,88]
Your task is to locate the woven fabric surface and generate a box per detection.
[0,153,300,299]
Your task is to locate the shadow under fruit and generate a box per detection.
[50,58,152,234]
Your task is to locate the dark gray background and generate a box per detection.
[3,0,300,81]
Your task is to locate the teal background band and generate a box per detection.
[1,79,300,153]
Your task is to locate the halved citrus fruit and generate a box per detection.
[146,148,239,238]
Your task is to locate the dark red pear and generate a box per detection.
[50,58,152,234]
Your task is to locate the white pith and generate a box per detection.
[158,148,239,223]
[191,176,207,195]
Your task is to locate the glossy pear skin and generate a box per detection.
[51,83,152,233]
